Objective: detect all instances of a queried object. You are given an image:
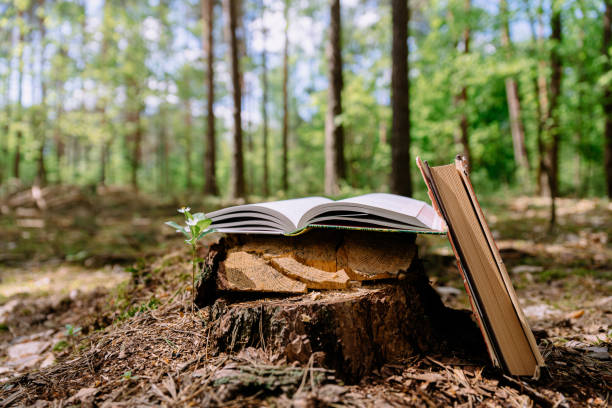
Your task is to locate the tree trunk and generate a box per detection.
[500,0,529,176]
[456,0,471,167]
[281,0,290,193]
[574,1,589,196]
[99,140,109,186]
[261,1,269,197]
[185,98,193,190]
[546,5,562,227]
[54,113,64,184]
[203,0,219,196]
[0,20,11,185]
[156,115,166,192]
[129,103,143,192]
[196,230,486,381]
[529,4,550,196]
[324,0,345,195]
[390,0,412,197]
[14,11,24,180]
[224,0,246,199]
[603,0,612,198]
[157,79,169,193]
[36,6,48,187]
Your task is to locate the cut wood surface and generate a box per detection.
[339,232,417,280]
[218,252,307,293]
[201,229,418,294]
[270,257,350,289]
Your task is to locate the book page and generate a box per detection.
[299,193,443,230]
[208,197,332,233]
[256,197,332,228]
[337,193,425,216]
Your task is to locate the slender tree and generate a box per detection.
[526,1,550,195]
[281,0,290,193]
[545,2,562,226]
[0,3,16,185]
[128,98,143,192]
[185,98,193,189]
[53,44,68,184]
[500,0,529,176]
[261,0,269,197]
[13,10,25,180]
[455,0,471,166]
[390,0,412,197]
[35,0,48,186]
[224,0,246,199]
[158,5,172,192]
[603,0,612,198]
[124,29,146,192]
[202,0,219,195]
[98,0,112,186]
[324,0,345,195]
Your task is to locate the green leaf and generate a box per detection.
[197,218,212,229]
[165,221,189,237]
[196,229,215,241]
[192,212,207,221]
[165,221,182,230]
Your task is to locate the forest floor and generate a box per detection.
[0,186,610,407]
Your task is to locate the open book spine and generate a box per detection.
[416,156,503,370]
[453,157,544,372]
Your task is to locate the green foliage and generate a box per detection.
[117,297,161,322]
[52,340,68,352]
[64,324,81,337]
[0,0,609,198]
[165,207,214,312]
[121,370,139,380]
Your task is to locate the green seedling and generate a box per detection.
[52,340,69,352]
[65,324,81,337]
[53,324,82,353]
[122,370,139,380]
[165,206,214,312]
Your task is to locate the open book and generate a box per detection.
[208,193,446,235]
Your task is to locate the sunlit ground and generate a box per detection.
[0,263,129,301]
[0,190,609,404]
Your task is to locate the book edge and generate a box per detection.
[454,156,545,373]
[416,156,503,371]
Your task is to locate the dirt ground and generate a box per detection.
[0,187,610,407]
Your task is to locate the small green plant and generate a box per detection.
[117,297,161,322]
[52,340,69,352]
[165,206,214,312]
[53,324,82,353]
[122,370,138,380]
[65,324,82,337]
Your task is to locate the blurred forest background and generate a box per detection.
[0,2,611,404]
[0,0,611,211]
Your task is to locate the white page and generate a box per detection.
[298,193,443,230]
[337,193,425,217]
[255,197,332,228]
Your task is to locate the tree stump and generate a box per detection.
[197,229,486,381]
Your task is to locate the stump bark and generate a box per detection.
[197,230,486,381]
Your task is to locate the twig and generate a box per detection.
[259,304,266,354]
[295,354,315,396]
[502,375,555,408]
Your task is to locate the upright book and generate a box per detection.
[417,155,544,377]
